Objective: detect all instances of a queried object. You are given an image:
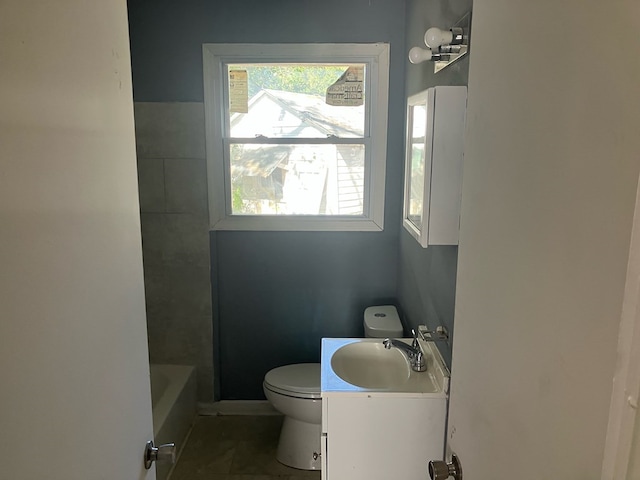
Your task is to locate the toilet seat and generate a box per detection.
[264,363,321,399]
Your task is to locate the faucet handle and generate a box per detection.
[411,328,420,348]
[417,324,449,342]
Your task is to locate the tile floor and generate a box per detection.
[169,415,321,480]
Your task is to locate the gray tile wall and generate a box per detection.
[134,102,214,402]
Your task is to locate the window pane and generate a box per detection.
[228,64,366,138]
[230,143,365,215]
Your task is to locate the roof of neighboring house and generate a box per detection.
[260,89,364,137]
[230,144,291,178]
[231,89,364,138]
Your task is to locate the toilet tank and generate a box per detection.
[363,305,403,338]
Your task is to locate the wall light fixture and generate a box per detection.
[408,12,471,73]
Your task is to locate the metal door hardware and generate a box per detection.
[144,440,176,469]
[428,454,462,480]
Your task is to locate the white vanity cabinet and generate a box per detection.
[403,86,467,247]
[321,394,446,480]
[320,338,449,480]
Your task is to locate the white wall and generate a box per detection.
[0,1,154,478]
[629,407,640,476]
[448,0,640,477]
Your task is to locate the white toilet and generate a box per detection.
[263,305,403,470]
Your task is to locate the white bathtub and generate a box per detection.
[150,364,197,480]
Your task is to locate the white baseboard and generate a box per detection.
[198,400,280,416]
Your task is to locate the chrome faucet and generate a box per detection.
[382,335,427,372]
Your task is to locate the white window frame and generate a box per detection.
[202,43,390,231]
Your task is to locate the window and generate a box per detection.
[203,43,390,231]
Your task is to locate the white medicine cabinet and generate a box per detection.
[403,86,467,247]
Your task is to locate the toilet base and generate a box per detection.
[276,416,322,470]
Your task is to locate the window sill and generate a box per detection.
[210,215,384,232]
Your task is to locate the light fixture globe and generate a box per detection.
[424,27,454,49]
[408,46,433,64]
[407,11,470,72]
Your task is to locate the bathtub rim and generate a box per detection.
[149,364,195,435]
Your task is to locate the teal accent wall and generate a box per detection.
[129,0,472,399]
[128,0,407,399]
[399,0,472,367]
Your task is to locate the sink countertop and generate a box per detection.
[321,338,449,397]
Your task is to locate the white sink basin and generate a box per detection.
[321,338,448,394]
[330,341,411,389]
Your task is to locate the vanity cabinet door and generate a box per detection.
[320,433,328,480]
[323,395,446,480]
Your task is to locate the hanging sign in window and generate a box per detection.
[229,69,248,113]
[326,66,364,106]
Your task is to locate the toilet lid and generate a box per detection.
[264,363,321,399]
